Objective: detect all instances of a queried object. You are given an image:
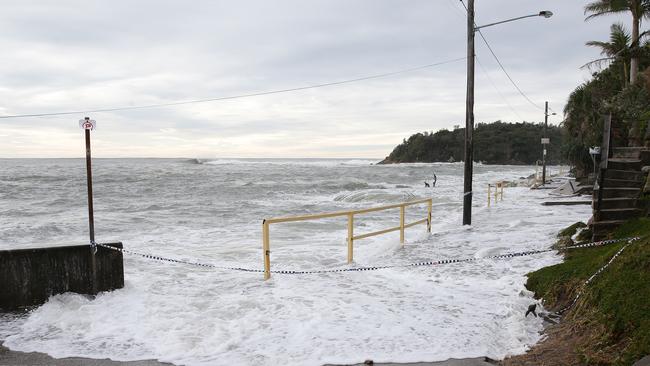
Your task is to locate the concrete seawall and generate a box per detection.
[0,242,124,310]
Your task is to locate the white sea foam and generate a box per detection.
[0,159,590,365]
[202,158,377,167]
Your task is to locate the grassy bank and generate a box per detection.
[506,218,650,365]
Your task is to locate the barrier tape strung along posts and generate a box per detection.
[96,243,265,273]
[555,237,641,315]
[96,236,642,276]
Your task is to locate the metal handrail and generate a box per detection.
[262,198,433,280]
[487,182,505,207]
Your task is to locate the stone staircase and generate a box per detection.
[592,147,647,240]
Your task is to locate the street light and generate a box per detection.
[474,11,554,31]
[542,101,557,185]
[462,3,553,225]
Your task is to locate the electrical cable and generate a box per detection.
[476,56,524,120]
[459,0,545,111]
[0,57,466,119]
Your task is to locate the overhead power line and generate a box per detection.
[459,0,545,111]
[0,57,466,119]
[476,56,523,120]
[475,30,544,110]
[445,0,525,118]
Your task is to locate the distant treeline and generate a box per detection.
[381,121,564,165]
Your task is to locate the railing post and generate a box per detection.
[347,213,354,263]
[500,183,504,201]
[427,199,432,233]
[263,220,271,280]
[487,184,491,207]
[399,205,405,245]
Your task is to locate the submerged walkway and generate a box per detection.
[0,342,171,366]
[1,341,496,366]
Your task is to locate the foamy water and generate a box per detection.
[0,158,590,365]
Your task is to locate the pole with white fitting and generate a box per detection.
[463,7,553,225]
[79,117,98,294]
[462,0,475,225]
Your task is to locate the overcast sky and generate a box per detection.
[0,0,631,158]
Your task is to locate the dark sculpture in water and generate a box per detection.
[424,173,437,188]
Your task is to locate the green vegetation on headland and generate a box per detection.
[379,121,564,165]
[507,219,650,365]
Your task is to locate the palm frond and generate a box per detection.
[580,57,616,70]
[585,0,634,20]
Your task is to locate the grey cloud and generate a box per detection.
[0,0,634,157]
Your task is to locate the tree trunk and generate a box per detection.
[630,9,640,83]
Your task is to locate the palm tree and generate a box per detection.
[585,0,650,83]
[584,23,632,86]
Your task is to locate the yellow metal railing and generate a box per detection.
[262,198,433,280]
[487,182,505,207]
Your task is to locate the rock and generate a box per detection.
[633,355,650,366]
[377,157,395,165]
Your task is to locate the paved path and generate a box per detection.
[2,341,496,366]
[0,343,171,366]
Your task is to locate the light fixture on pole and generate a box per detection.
[463,4,553,225]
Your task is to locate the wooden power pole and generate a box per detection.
[463,0,475,226]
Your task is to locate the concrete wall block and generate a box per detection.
[0,243,124,310]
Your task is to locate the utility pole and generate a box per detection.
[462,7,552,225]
[542,101,548,185]
[462,0,475,225]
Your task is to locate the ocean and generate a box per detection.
[0,158,591,365]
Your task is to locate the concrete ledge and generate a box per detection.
[0,242,124,310]
[0,341,171,366]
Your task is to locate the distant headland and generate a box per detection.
[378,121,564,165]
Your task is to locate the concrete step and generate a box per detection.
[593,197,638,210]
[603,178,645,188]
[597,208,643,221]
[641,150,650,165]
[607,159,642,171]
[612,147,644,159]
[604,169,645,181]
[593,187,641,199]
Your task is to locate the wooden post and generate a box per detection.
[400,205,405,245]
[347,213,354,263]
[263,220,271,280]
[462,0,475,226]
[85,128,95,246]
[82,119,98,295]
[427,199,432,233]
